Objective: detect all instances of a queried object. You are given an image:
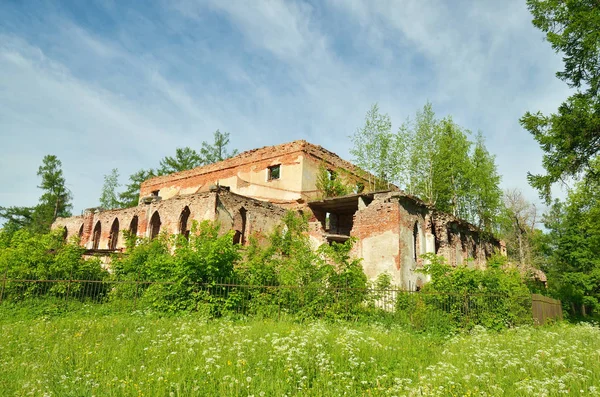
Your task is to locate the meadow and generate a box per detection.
[1,309,599,396]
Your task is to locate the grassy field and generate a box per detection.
[0,310,599,396]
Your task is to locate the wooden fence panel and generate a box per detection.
[531,294,563,325]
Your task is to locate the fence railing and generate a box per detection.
[0,277,561,328]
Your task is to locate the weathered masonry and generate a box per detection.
[53,140,503,289]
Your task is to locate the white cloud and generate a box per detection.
[0,0,574,222]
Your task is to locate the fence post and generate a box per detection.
[134,268,141,311]
[0,270,7,304]
[65,270,73,304]
[463,292,469,328]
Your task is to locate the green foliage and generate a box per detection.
[1,155,72,235]
[111,221,240,312]
[119,169,157,208]
[0,228,107,301]
[199,130,238,164]
[522,0,600,201]
[239,211,369,319]
[99,168,121,209]
[351,103,503,231]
[540,163,600,317]
[410,253,532,330]
[350,103,401,190]
[315,163,352,198]
[158,147,203,174]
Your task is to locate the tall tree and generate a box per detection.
[200,130,238,164]
[501,188,539,266]
[521,0,600,201]
[431,117,472,217]
[350,104,402,190]
[119,169,156,208]
[158,147,203,175]
[34,155,72,231]
[541,162,600,316]
[405,102,439,200]
[469,132,503,232]
[99,168,121,209]
[1,155,72,234]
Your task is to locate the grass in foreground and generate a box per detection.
[0,311,599,396]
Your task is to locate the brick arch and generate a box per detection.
[78,223,84,239]
[92,221,102,250]
[149,211,161,239]
[129,215,139,237]
[108,218,120,250]
[232,207,247,245]
[179,206,191,239]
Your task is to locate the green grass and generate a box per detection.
[0,309,599,396]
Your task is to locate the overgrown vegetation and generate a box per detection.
[0,315,598,397]
[0,212,539,331]
[351,103,502,233]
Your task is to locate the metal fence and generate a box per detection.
[0,277,559,328]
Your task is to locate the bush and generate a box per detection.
[408,253,533,330]
[110,221,240,312]
[0,228,107,302]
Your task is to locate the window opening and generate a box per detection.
[179,206,191,240]
[151,190,160,197]
[233,207,247,245]
[413,222,419,261]
[149,211,161,239]
[129,216,138,236]
[268,164,281,180]
[62,227,68,241]
[109,218,119,250]
[78,224,84,239]
[327,169,336,181]
[92,221,101,250]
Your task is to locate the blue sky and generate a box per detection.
[0,0,570,218]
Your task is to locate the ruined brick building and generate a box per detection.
[52,140,503,289]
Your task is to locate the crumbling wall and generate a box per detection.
[350,197,402,285]
[140,141,310,203]
[52,189,286,252]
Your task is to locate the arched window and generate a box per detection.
[233,207,247,245]
[149,211,161,240]
[413,222,419,261]
[92,221,102,250]
[179,206,191,239]
[129,215,138,237]
[431,221,440,254]
[108,218,120,250]
[78,224,84,239]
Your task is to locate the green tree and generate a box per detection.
[350,104,402,190]
[521,0,600,201]
[315,163,352,198]
[468,132,503,231]
[99,168,121,209]
[199,130,238,164]
[1,155,71,234]
[431,118,472,217]
[19,155,74,233]
[499,188,540,266]
[119,169,156,208]
[405,102,439,200]
[158,147,203,174]
[542,161,600,316]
